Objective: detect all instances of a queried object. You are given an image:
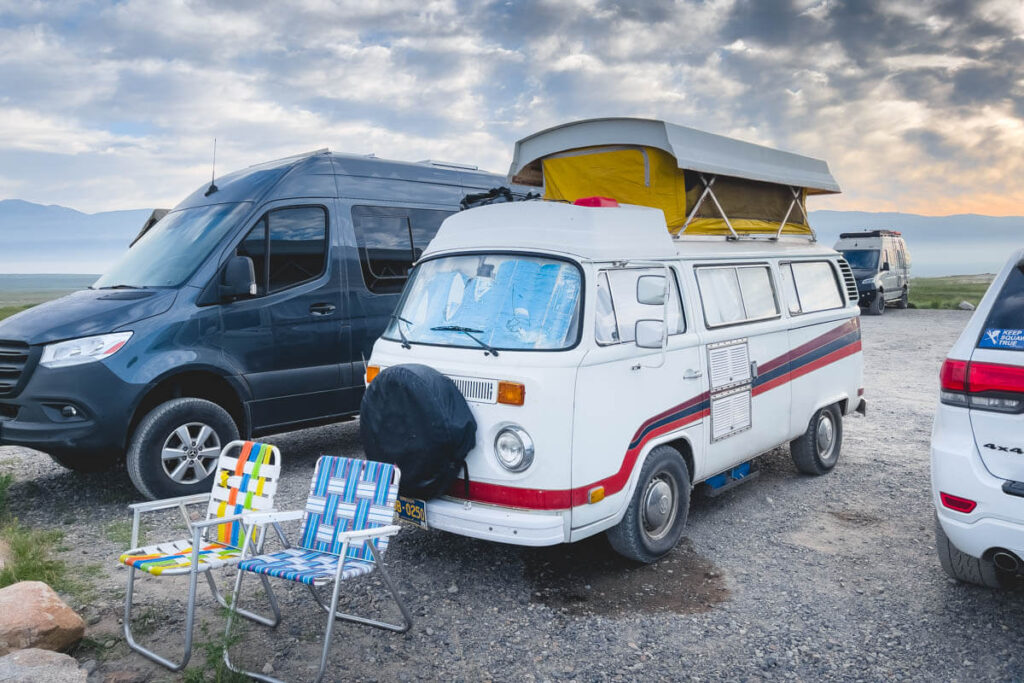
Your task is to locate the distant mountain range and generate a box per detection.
[0,199,1019,277]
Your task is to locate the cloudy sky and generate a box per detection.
[1,0,1023,215]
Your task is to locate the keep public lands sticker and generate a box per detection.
[981,328,1024,350]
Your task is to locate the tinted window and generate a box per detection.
[788,261,844,313]
[234,206,328,294]
[352,206,453,294]
[840,249,879,271]
[696,265,778,327]
[980,261,1024,351]
[599,268,685,344]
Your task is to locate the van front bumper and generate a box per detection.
[0,361,138,461]
[425,497,568,546]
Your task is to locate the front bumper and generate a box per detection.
[856,285,877,307]
[425,497,568,546]
[931,410,1024,559]
[0,360,140,460]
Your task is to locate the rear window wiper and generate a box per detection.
[390,314,413,349]
[430,325,499,356]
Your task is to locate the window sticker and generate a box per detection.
[981,328,1024,350]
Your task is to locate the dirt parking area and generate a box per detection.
[2,309,1023,681]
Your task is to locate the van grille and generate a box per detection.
[448,375,497,404]
[837,258,859,304]
[0,340,30,398]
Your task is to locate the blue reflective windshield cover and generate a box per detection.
[94,203,250,288]
[385,254,582,351]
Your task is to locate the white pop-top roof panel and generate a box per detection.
[510,117,841,194]
[423,201,840,262]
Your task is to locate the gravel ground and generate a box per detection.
[2,308,1023,682]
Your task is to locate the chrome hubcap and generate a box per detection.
[816,413,836,459]
[161,422,220,484]
[642,474,677,541]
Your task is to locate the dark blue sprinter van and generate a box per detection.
[0,149,504,498]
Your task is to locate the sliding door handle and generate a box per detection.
[683,369,703,380]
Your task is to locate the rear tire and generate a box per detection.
[790,404,843,475]
[126,398,239,500]
[934,515,1010,588]
[607,445,690,563]
[48,450,121,473]
[897,287,909,309]
[865,290,885,315]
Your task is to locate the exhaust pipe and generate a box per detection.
[992,550,1021,573]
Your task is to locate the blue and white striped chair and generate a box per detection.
[224,455,411,683]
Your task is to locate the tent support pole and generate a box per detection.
[701,174,739,239]
[681,176,715,232]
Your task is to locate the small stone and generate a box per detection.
[426,627,434,635]
[447,584,458,594]
[958,301,975,311]
[262,662,275,674]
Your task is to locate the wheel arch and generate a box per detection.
[127,368,250,445]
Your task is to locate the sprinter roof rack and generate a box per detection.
[839,230,902,238]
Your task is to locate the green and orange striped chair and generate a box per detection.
[119,440,282,671]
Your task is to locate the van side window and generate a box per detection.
[696,265,779,327]
[352,206,453,294]
[597,268,685,344]
[785,261,844,313]
[235,206,328,295]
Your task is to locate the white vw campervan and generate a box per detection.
[363,119,866,563]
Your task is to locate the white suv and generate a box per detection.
[932,248,1024,587]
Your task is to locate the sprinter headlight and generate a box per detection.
[40,332,133,368]
[494,426,534,472]
[861,278,875,286]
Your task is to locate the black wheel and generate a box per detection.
[126,398,239,499]
[790,403,843,475]
[897,288,909,309]
[607,445,690,563]
[865,290,885,315]
[934,515,1010,588]
[48,450,121,473]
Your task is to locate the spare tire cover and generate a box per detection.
[360,364,477,499]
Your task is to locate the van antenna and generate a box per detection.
[204,138,218,196]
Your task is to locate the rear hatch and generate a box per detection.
[969,261,1024,480]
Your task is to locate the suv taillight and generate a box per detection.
[939,358,1024,413]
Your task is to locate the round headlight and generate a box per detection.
[494,426,534,472]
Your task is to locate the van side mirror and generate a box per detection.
[220,255,257,300]
[881,262,890,272]
[635,319,666,349]
[636,275,667,306]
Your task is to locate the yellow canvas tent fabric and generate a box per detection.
[542,145,811,236]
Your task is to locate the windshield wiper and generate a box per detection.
[390,314,413,349]
[97,284,141,290]
[430,325,499,356]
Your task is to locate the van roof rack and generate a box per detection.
[418,160,479,171]
[839,230,902,238]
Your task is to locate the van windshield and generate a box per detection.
[93,203,250,289]
[384,254,583,351]
[840,249,879,272]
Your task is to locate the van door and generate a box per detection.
[220,201,348,431]
[693,263,792,477]
[572,265,704,529]
[880,240,899,300]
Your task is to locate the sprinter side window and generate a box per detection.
[696,265,779,327]
[352,206,453,294]
[785,261,844,314]
[235,206,328,295]
[597,267,684,345]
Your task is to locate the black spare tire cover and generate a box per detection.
[360,364,477,499]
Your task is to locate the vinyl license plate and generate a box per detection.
[395,496,427,529]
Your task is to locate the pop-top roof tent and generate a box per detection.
[508,117,840,239]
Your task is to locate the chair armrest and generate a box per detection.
[191,513,249,529]
[128,493,210,513]
[242,510,304,526]
[334,525,402,542]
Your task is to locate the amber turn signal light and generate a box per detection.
[497,381,525,406]
[365,365,380,384]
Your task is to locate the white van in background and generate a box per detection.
[834,230,912,315]
[932,248,1024,587]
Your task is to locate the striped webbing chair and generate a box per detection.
[224,455,411,683]
[119,440,283,671]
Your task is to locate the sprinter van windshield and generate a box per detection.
[93,203,250,289]
[838,249,879,272]
[384,253,582,351]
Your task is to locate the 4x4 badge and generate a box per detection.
[984,443,1024,454]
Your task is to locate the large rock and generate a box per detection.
[0,581,85,655]
[0,648,87,682]
[958,300,976,311]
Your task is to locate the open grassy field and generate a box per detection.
[0,305,33,322]
[909,274,995,310]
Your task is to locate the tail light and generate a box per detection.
[940,358,1024,413]
[940,492,977,513]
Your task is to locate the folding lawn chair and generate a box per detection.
[118,440,283,671]
[224,455,412,683]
